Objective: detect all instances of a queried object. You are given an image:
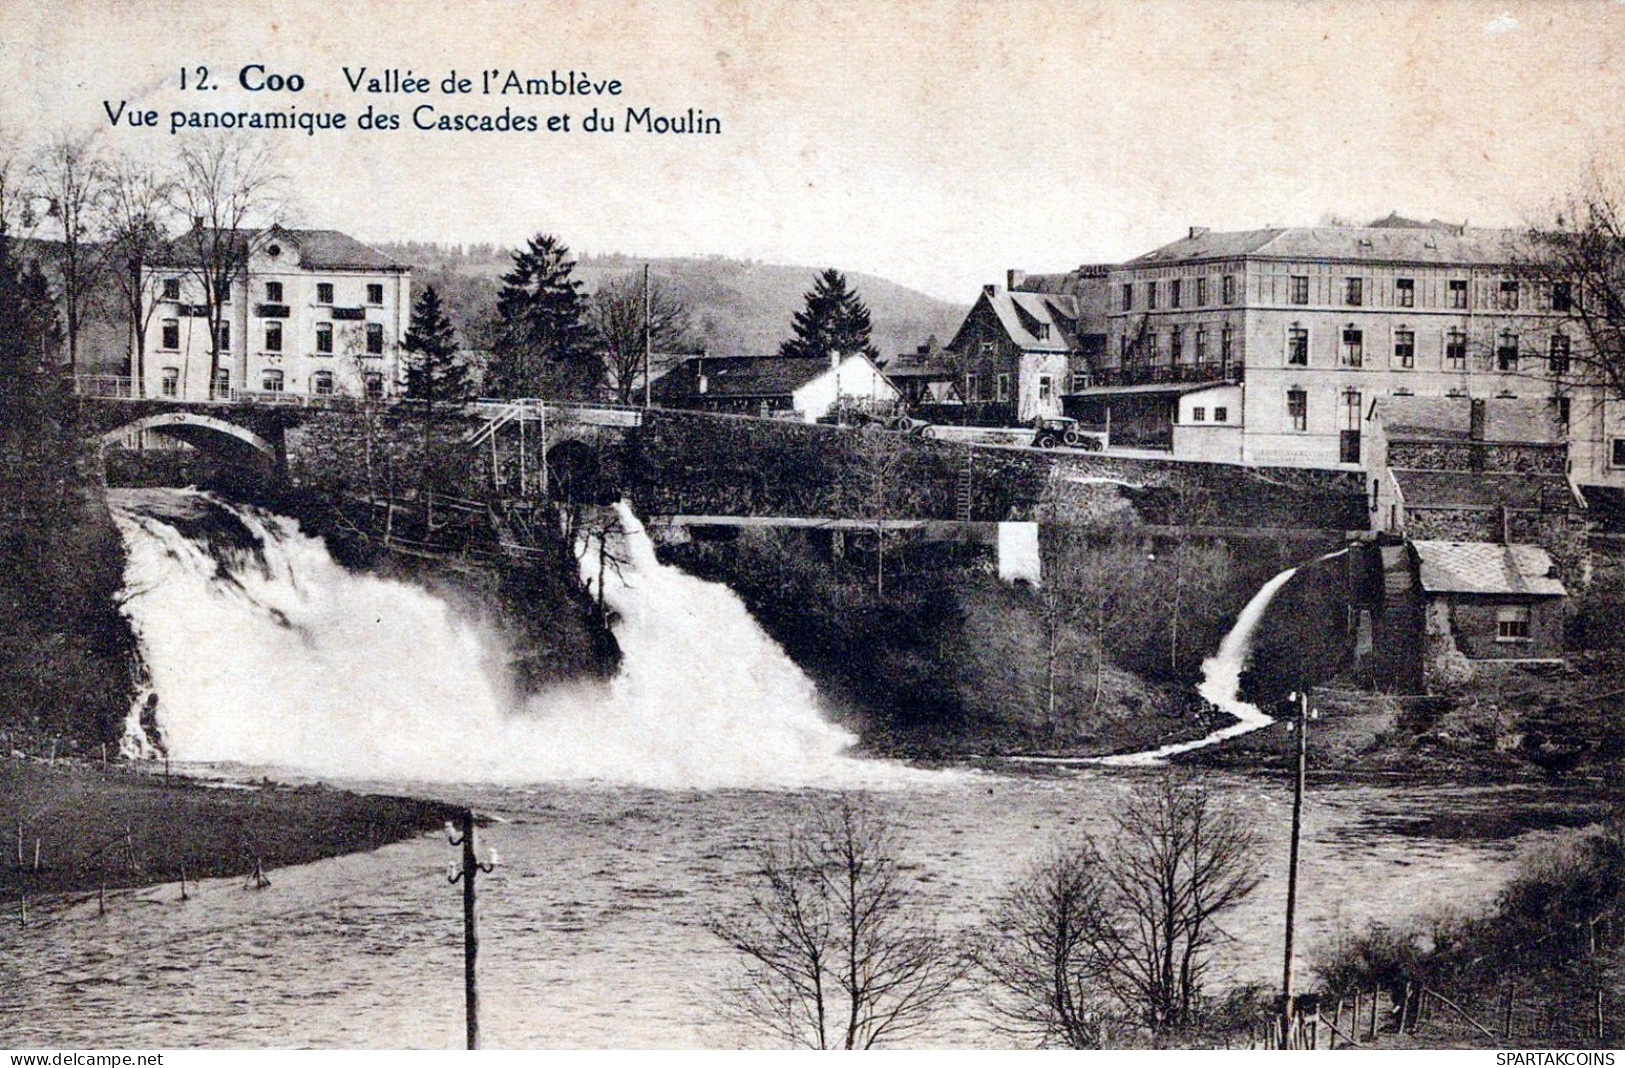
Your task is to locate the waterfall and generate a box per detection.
[107,489,926,789]
[1097,548,1347,767]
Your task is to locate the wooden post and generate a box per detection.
[32,838,40,872]
[1596,989,1605,1042]
[642,262,653,411]
[463,812,479,1051]
[98,882,106,916]
[1504,983,1515,1039]
[1369,989,1378,1040]
[447,809,492,1051]
[1279,691,1310,1049]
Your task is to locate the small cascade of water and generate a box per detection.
[1097,546,1349,767]
[108,489,929,789]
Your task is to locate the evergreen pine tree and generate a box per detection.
[779,268,879,362]
[401,285,472,412]
[488,234,599,399]
[0,227,72,508]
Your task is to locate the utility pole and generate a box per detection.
[642,262,653,410]
[1280,690,1310,1048]
[447,809,494,1050]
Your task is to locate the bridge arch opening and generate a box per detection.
[99,412,279,486]
[545,439,617,505]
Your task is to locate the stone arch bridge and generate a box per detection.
[77,394,1366,532]
[78,396,639,497]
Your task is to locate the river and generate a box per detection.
[0,491,1596,1047]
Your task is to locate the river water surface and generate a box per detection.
[0,773,1587,1048]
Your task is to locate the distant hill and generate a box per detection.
[376,243,967,360]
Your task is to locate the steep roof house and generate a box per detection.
[940,273,1094,424]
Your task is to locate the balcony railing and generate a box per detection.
[1080,361,1242,389]
[72,374,136,398]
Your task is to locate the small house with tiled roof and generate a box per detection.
[1358,535,1568,692]
[651,352,900,423]
[142,225,410,402]
[1412,540,1566,668]
[942,282,1083,424]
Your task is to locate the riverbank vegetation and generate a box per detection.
[0,757,464,905]
[0,223,137,749]
[1312,811,1624,1048]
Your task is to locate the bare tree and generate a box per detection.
[973,841,1118,1048]
[825,429,933,596]
[1101,773,1261,1033]
[28,135,107,376]
[710,794,960,1048]
[100,151,174,394]
[589,269,694,404]
[977,774,1261,1044]
[170,135,285,396]
[1516,176,1625,406]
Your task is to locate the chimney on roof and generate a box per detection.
[1007,269,1027,291]
[1189,227,1210,240]
[983,283,997,298]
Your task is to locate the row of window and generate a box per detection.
[159,319,388,355]
[157,367,385,399]
[1281,324,1571,372]
[1125,275,1238,311]
[960,372,1063,403]
[159,278,388,306]
[1124,274,1572,312]
[1187,405,1229,423]
[1123,323,1237,363]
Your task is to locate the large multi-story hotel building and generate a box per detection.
[141,226,410,402]
[1068,217,1625,487]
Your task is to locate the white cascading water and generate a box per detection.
[107,489,926,789]
[1099,548,1347,767]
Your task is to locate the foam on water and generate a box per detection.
[108,490,930,789]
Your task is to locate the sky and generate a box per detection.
[1,0,1622,302]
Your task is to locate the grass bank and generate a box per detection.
[0,758,464,904]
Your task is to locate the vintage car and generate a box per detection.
[1031,415,1103,450]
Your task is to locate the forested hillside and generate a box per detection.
[378,242,967,359]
